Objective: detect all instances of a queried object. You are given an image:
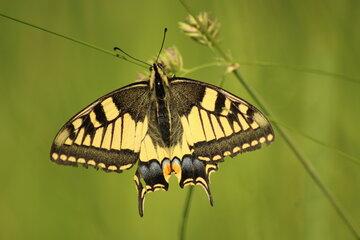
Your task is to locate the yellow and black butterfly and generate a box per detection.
[50,40,274,217]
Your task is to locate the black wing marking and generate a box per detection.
[167,77,274,204]
[50,81,151,173]
[169,77,274,162]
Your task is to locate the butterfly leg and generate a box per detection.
[133,160,170,217]
[172,156,218,205]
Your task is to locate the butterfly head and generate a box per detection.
[149,63,169,97]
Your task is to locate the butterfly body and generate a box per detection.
[51,63,274,216]
[152,64,172,147]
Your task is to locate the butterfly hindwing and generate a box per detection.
[50,81,151,173]
[169,77,274,162]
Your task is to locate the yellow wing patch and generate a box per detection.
[111,118,122,150]
[176,85,274,161]
[121,113,136,150]
[187,106,206,142]
[201,88,217,111]
[58,106,147,154]
[51,81,150,174]
[101,97,120,121]
[200,109,215,141]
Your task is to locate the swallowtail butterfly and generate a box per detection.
[50,50,274,217]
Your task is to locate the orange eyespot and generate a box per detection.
[172,162,181,174]
[162,160,172,182]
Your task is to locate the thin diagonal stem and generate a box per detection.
[271,119,360,166]
[181,62,225,76]
[0,12,148,68]
[182,60,360,84]
[178,1,360,239]
[238,60,360,84]
[179,186,194,240]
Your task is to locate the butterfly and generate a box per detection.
[50,62,274,216]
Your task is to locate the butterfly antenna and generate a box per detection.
[0,12,150,69]
[113,47,151,67]
[156,28,168,62]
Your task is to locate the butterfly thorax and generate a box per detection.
[150,63,172,147]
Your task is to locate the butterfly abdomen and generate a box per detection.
[153,64,172,147]
[156,99,171,146]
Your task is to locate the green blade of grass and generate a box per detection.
[182,60,360,84]
[179,186,194,240]
[0,12,148,68]
[238,60,360,85]
[271,119,360,167]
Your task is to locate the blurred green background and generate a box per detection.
[0,0,359,239]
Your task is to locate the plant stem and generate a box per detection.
[178,1,360,239]
[238,60,360,84]
[272,119,360,166]
[0,12,148,68]
[181,62,226,76]
[182,60,360,84]
[179,186,194,240]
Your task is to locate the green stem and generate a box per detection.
[182,60,359,84]
[178,1,360,239]
[272,127,360,239]
[0,12,147,68]
[238,61,360,84]
[271,119,360,166]
[179,186,194,240]
[181,62,226,76]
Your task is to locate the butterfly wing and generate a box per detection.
[50,81,151,173]
[171,77,274,159]
[169,77,274,202]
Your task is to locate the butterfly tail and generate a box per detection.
[133,161,170,217]
[178,155,218,206]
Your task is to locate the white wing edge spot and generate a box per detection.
[108,165,117,171]
[120,163,133,170]
[52,153,123,170]
[52,153,59,160]
[212,155,221,161]
[78,158,86,164]
[87,160,96,166]
[197,132,274,161]
[242,143,250,149]
[98,163,106,169]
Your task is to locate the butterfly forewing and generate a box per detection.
[169,77,274,162]
[50,81,151,172]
